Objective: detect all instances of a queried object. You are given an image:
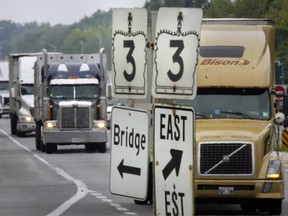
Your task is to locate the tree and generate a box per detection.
[204,0,234,18]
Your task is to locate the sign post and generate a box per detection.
[154,104,195,215]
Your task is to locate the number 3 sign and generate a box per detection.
[112,9,147,99]
[152,8,203,100]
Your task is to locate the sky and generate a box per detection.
[0,0,147,25]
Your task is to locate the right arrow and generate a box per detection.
[162,149,183,180]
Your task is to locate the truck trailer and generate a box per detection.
[9,54,37,136]
[34,50,108,154]
[183,19,285,215]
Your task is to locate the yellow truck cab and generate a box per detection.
[182,19,284,215]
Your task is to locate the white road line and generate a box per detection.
[0,129,88,216]
[1,129,137,216]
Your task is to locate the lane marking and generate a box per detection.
[0,129,88,216]
[1,129,137,216]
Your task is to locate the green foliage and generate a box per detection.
[0,0,288,75]
[204,0,234,18]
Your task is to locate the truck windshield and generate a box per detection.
[50,84,99,99]
[177,88,271,120]
[21,84,34,95]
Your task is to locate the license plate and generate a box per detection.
[218,187,234,195]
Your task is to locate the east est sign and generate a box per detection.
[152,8,202,100]
[112,8,147,99]
[154,104,195,215]
[110,106,149,200]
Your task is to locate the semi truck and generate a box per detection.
[182,19,285,215]
[0,60,9,118]
[33,50,108,154]
[9,54,37,136]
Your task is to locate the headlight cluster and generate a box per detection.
[44,120,57,129]
[266,160,282,179]
[18,115,34,123]
[93,120,106,129]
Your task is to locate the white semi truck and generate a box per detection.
[9,54,37,136]
[33,50,108,154]
[0,60,9,118]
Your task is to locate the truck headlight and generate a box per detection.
[44,120,57,129]
[93,120,106,129]
[266,160,282,179]
[19,115,34,123]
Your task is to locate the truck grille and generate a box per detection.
[199,142,254,176]
[59,105,91,129]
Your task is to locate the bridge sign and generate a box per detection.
[110,106,149,200]
[152,8,202,100]
[154,104,195,215]
[112,8,148,99]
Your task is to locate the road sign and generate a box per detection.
[110,106,149,200]
[275,85,286,99]
[152,8,202,100]
[112,8,148,99]
[154,104,195,215]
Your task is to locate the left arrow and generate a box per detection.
[117,159,141,178]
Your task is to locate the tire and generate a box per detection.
[46,143,57,154]
[267,199,282,215]
[98,142,106,153]
[35,122,42,151]
[240,201,257,212]
[258,199,282,215]
[10,114,17,135]
[85,143,97,152]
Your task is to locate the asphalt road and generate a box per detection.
[0,117,287,216]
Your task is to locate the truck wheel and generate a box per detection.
[35,122,42,151]
[98,142,106,153]
[240,201,257,212]
[46,143,57,154]
[267,199,282,215]
[85,144,97,152]
[10,114,17,135]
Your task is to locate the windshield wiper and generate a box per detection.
[219,110,253,119]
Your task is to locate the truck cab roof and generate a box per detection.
[44,62,101,83]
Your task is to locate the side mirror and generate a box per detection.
[274,112,285,124]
